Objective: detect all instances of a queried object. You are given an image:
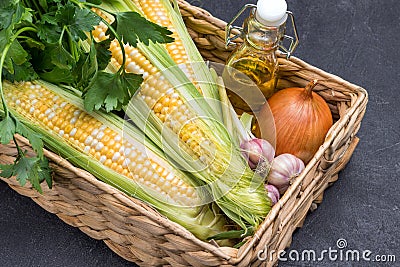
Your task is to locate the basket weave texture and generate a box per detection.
[0,1,368,266]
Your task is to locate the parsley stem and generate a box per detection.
[13,26,38,37]
[0,44,16,117]
[29,0,43,18]
[22,0,38,21]
[65,28,79,62]
[92,13,127,75]
[13,135,25,158]
[59,27,66,46]
[74,1,126,75]
[0,26,38,117]
[97,18,126,74]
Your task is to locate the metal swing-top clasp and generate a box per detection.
[225,3,299,59]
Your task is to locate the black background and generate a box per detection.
[1,0,399,266]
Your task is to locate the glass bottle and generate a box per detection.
[224,0,298,113]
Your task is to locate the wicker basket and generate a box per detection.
[0,1,368,266]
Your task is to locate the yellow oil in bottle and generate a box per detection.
[226,54,279,113]
[230,56,278,98]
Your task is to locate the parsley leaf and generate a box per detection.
[14,4,32,24]
[56,3,100,41]
[0,113,50,193]
[8,39,28,65]
[84,71,123,112]
[0,164,14,179]
[28,159,43,193]
[23,37,46,50]
[83,71,143,112]
[0,4,15,30]
[0,0,53,194]
[55,3,76,26]
[122,72,145,95]
[72,38,98,90]
[38,157,52,189]
[0,115,16,144]
[37,22,61,44]
[0,1,32,51]
[79,40,98,87]
[0,1,32,31]
[0,156,51,193]
[0,114,50,193]
[72,8,101,38]
[3,39,29,74]
[116,12,174,46]
[39,67,74,83]
[2,39,38,82]
[41,13,59,26]
[0,28,12,52]
[2,60,38,82]
[4,156,39,187]
[94,38,112,70]
[15,120,44,159]
[50,43,75,70]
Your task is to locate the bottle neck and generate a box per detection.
[243,12,286,51]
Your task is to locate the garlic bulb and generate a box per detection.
[240,138,275,178]
[267,153,305,194]
[265,184,280,205]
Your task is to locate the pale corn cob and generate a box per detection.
[133,0,191,66]
[95,3,215,167]
[5,81,196,205]
[94,0,271,229]
[2,80,228,241]
[92,1,196,85]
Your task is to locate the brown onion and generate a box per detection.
[260,80,333,163]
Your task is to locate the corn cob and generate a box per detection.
[2,80,228,241]
[99,0,218,99]
[96,0,271,230]
[91,8,112,42]
[95,2,222,169]
[134,0,190,67]
[98,0,233,168]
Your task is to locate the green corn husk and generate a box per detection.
[1,80,230,242]
[101,0,271,230]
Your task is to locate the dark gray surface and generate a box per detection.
[1,0,399,266]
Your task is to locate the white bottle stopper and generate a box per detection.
[256,0,288,27]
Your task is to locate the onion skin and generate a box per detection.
[265,184,280,205]
[267,153,305,194]
[261,80,333,163]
